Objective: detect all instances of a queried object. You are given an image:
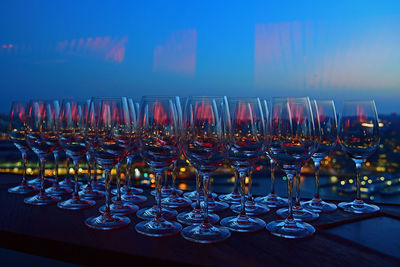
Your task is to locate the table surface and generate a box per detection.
[1,174,400,267]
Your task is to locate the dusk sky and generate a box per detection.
[1,1,399,113]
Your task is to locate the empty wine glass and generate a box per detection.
[161,96,191,209]
[338,100,380,214]
[255,99,287,208]
[57,100,95,210]
[24,100,61,205]
[85,98,133,230]
[303,100,338,212]
[266,97,319,238]
[180,96,230,243]
[220,97,267,232]
[45,100,72,197]
[135,96,182,237]
[79,99,105,200]
[8,101,38,194]
[119,98,145,201]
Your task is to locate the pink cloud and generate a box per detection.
[153,28,197,75]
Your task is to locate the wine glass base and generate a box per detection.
[255,194,288,208]
[181,223,230,244]
[122,186,143,194]
[136,206,177,220]
[276,207,319,222]
[177,209,220,225]
[302,199,337,213]
[136,218,182,237]
[100,201,139,216]
[91,182,105,191]
[191,200,229,213]
[161,195,192,209]
[121,193,147,204]
[230,203,270,216]
[45,185,72,196]
[8,184,38,194]
[57,198,96,210]
[151,188,183,197]
[85,214,130,230]
[338,200,380,214]
[59,179,81,189]
[28,178,53,187]
[79,188,105,200]
[24,193,60,206]
[266,219,315,239]
[183,191,217,201]
[220,215,266,232]
[218,192,241,204]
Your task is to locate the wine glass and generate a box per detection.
[255,99,288,208]
[117,98,146,204]
[302,100,338,212]
[135,96,182,237]
[220,97,267,232]
[338,100,380,214]
[180,96,230,243]
[57,100,96,210]
[266,97,318,238]
[160,96,191,209]
[24,100,61,205]
[7,101,38,194]
[45,100,72,197]
[79,99,105,200]
[85,98,133,230]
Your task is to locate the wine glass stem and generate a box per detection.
[73,159,80,199]
[116,162,122,200]
[171,161,177,196]
[104,169,111,215]
[295,171,301,207]
[202,175,210,223]
[239,171,248,217]
[355,161,362,201]
[155,171,163,220]
[21,151,27,186]
[66,157,70,181]
[195,171,201,209]
[286,173,294,220]
[54,152,59,186]
[270,159,276,195]
[39,157,45,195]
[313,160,321,199]
[126,156,133,189]
[86,153,93,190]
[232,168,239,194]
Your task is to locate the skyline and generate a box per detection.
[0,1,399,113]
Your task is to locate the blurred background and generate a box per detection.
[1,1,400,203]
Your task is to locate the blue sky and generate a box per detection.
[0,1,399,113]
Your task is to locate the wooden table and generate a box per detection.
[1,174,399,266]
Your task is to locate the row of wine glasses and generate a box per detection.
[7,96,381,243]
